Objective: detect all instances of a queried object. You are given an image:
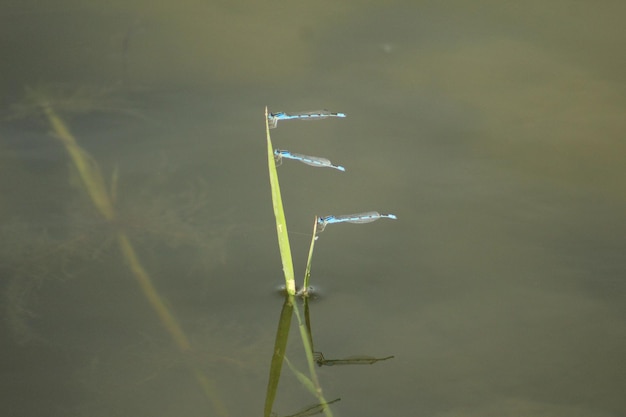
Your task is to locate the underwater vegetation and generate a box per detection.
[2,179,231,340]
[2,84,241,417]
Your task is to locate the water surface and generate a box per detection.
[1,1,625,417]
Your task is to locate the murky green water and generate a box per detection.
[1,2,625,417]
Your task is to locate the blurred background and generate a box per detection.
[1,1,625,416]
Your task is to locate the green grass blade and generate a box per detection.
[302,217,319,293]
[266,107,296,295]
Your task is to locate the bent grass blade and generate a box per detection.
[299,217,319,297]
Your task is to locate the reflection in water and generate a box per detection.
[313,351,394,367]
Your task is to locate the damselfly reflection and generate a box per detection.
[313,351,394,367]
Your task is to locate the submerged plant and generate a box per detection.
[7,82,143,121]
[3,89,230,417]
